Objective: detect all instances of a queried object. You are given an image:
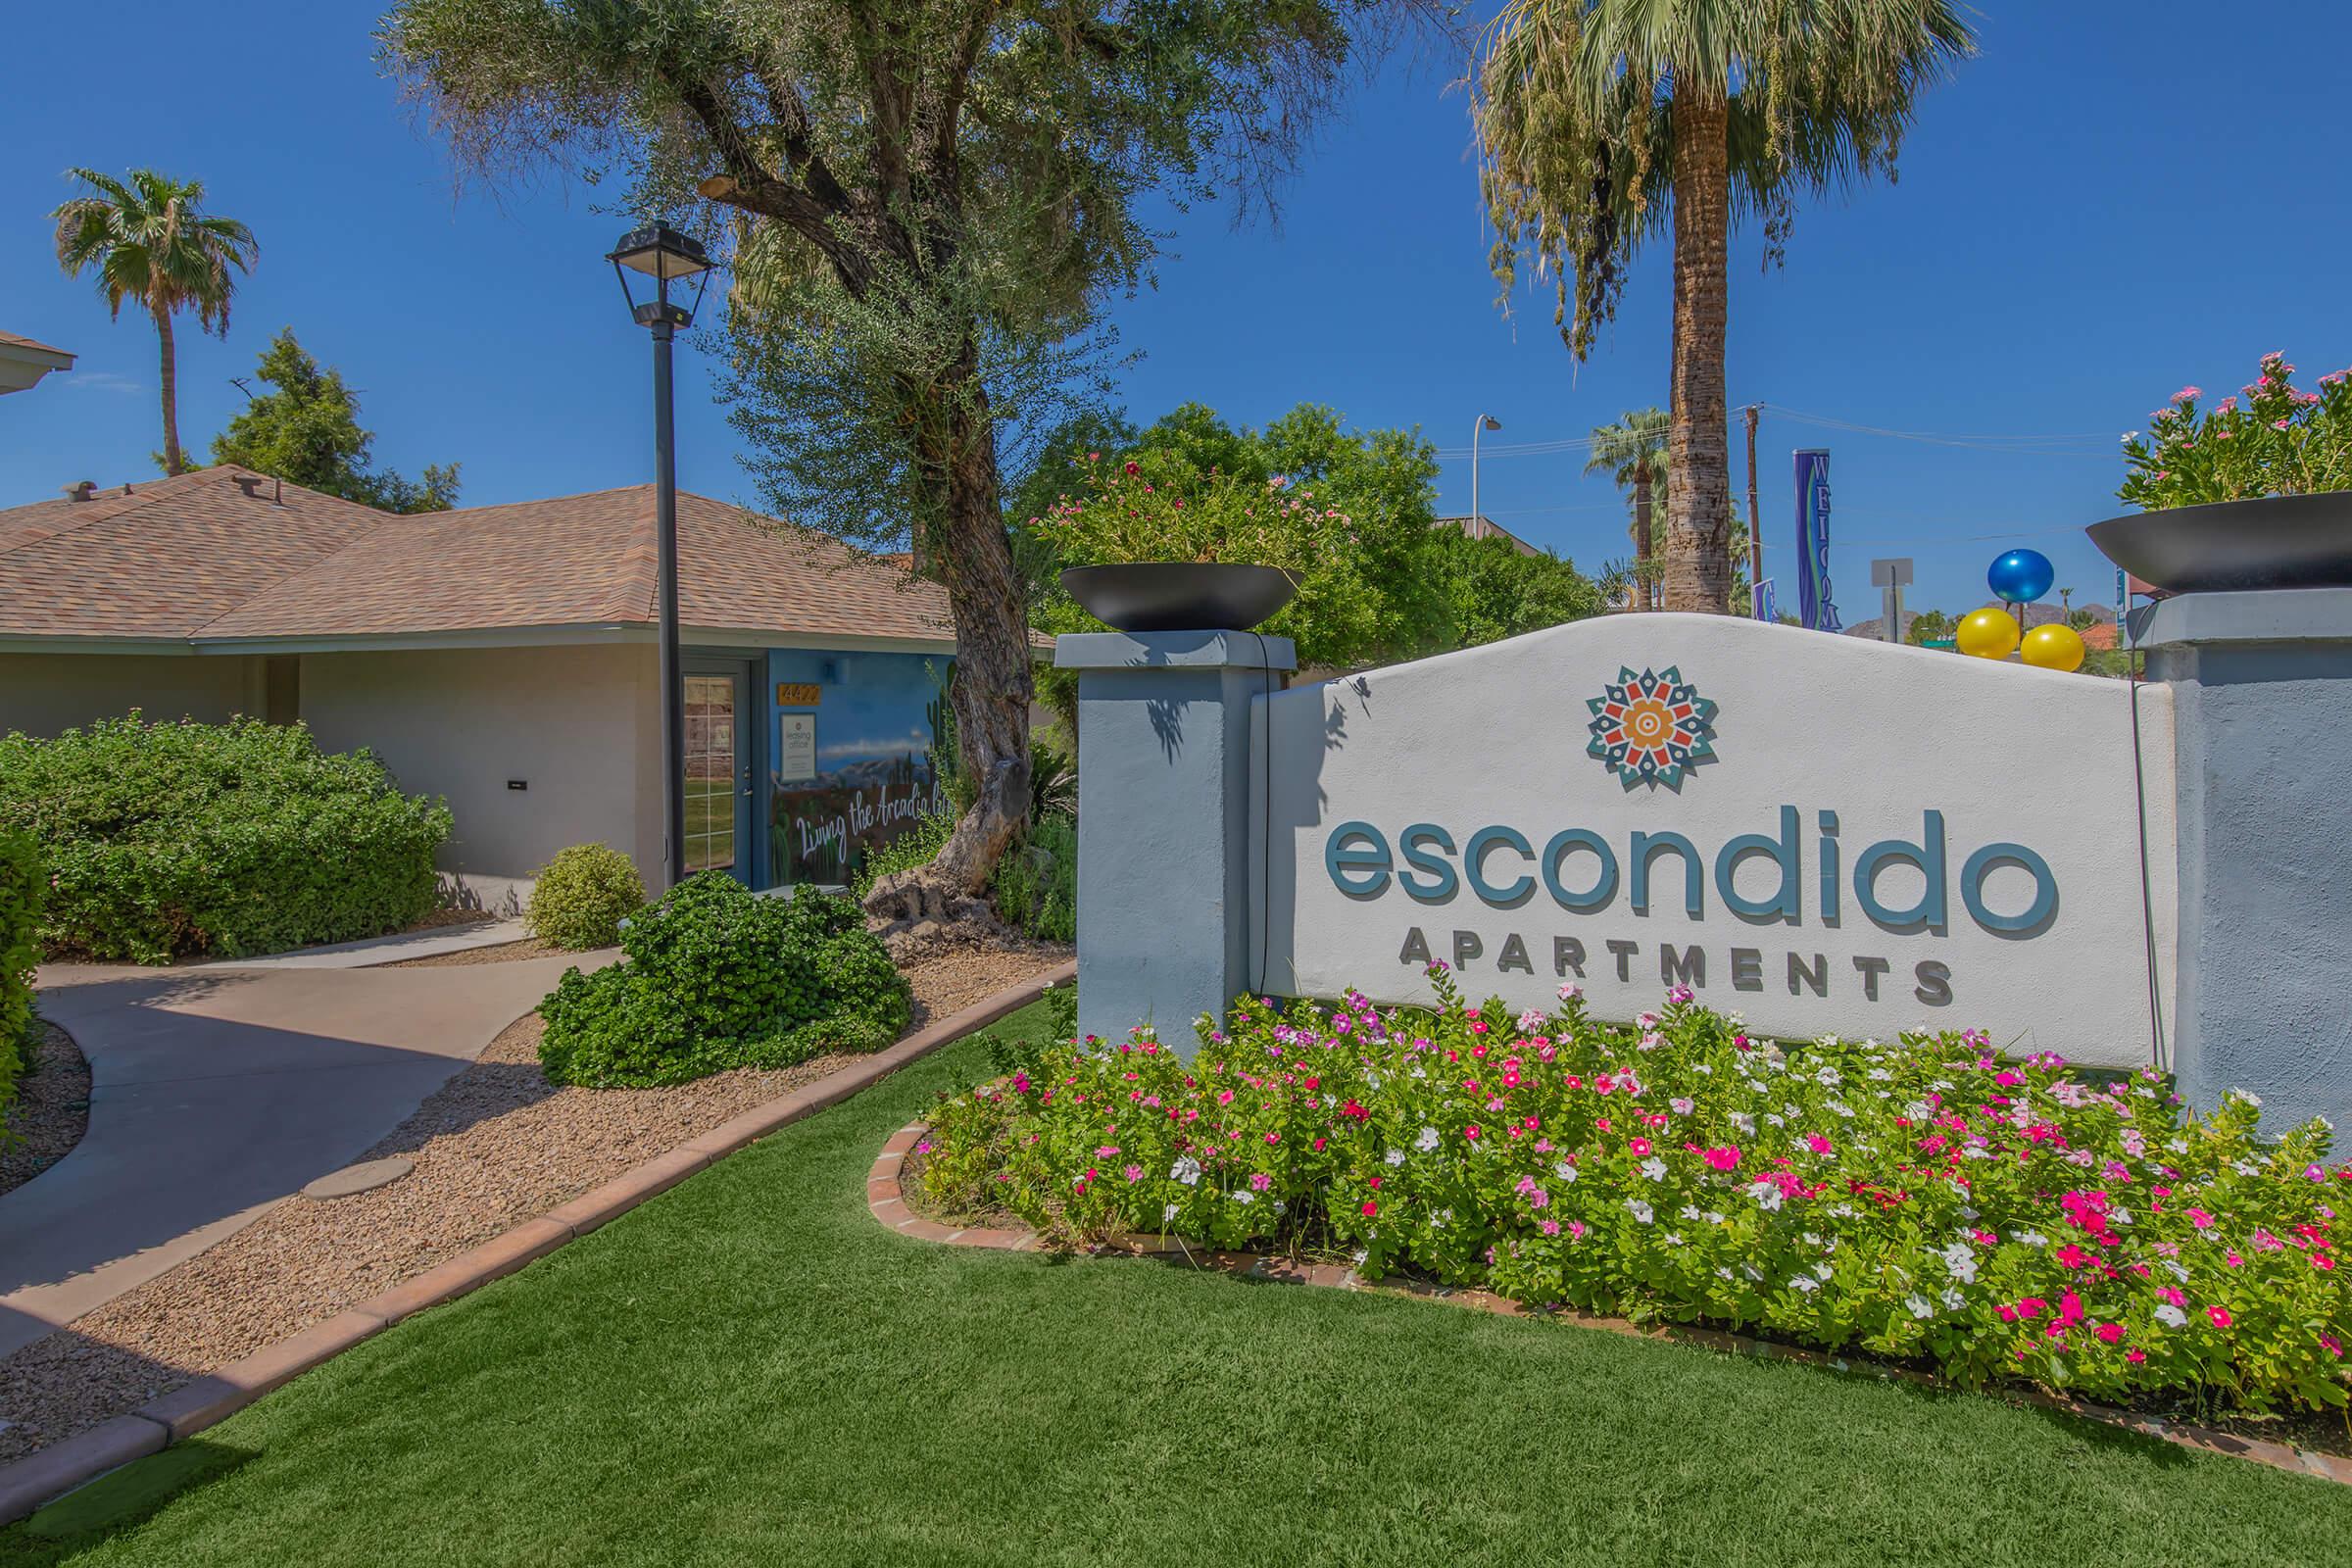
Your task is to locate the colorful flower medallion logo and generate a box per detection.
[1586,666,1718,791]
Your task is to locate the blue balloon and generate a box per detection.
[1987,549,2055,605]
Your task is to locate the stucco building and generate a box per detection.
[0,466,982,909]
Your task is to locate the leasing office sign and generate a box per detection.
[1250,617,2176,1068]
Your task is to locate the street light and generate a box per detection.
[1471,414,1501,536]
[608,220,716,891]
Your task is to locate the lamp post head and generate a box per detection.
[607,220,716,329]
[1481,415,1502,431]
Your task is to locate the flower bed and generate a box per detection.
[918,967,2351,1415]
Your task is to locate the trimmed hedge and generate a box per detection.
[0,715,452,962]
[537,873,910,1088]
[0,827,39,1121]
[526,843,645,951]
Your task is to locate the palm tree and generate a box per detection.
[1585,407,1669,610]
[1476,1,1974,613]
[52,169,259,475]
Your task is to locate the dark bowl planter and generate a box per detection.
[1060,563,1299,633]
[2086,491,2352,595]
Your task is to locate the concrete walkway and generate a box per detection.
[0,951,607,1360]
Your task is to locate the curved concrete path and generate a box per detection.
[0,951,606,1361]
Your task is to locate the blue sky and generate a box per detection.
[4,2,2345,615]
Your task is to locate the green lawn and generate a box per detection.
[12,1003,2350,1567]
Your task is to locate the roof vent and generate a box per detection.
[233,475,264,499]
[62,480,95,503]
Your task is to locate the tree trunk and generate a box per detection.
[1632,467,1653,612]
[155,305,184,475]
[1662,92,1734,615]
[863,355,1033,928]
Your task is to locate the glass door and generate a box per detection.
[681,665,754,883]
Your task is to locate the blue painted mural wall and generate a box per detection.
[766,649,953,887]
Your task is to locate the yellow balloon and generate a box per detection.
[2022,622,2087,672]
[1956,607,2021,660]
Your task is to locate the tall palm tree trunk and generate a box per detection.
[1663,93,1734,614]
[153,303,184,474]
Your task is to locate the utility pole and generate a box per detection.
[1743,405,1763,616]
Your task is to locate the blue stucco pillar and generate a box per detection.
[1056,630,1297,1054]
[2139,588,2352,1133]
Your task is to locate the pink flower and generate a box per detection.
[2207,1305,2232,1328]
[1703,1146,1741,1172]
[1124,1165,1143,1182]
[1464,1124,1482,1141]
[2185,1207,2213,1230]
[2322,1333,2344,1358]
[2126,1349,2146,1364]
[1806,1133,1834,1155]
[2156,1286,2185,1307]
[1629,1137,1652,1157]
[1361,1200,1379,1217]
[1248,1172,1271,1191]
[2095,1322,2125,1345]
[2173,385,2201,403]
[1540,1218,1561,1236]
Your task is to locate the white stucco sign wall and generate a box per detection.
[1250,615,2177,1068]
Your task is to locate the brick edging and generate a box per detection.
[0,959,1074,1527]
[866,1114,2352,1491]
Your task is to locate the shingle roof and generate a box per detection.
[0,329,74,362]
[0,466,969,648]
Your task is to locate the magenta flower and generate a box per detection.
[2207,1305,2232,1328]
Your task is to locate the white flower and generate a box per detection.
[1817,1067,1842,1088]
[1171,1155,1202,1187]
[1384,1148,1405,1167]
[1671,1097,1695,1116]
[1828,1102,1855,1119]
[1232,1190,1255,1205]
[2155,1303,2187,1328]
[2169,1137,2190,1154]
[1640,1157,1668,1182]
[1639,1031,1664,1052]
[1517,1009,1547,1032]
[1273,1200,1287,1215]
[1905,1293,1935,1319]
[1626,1199,1654,1224]
[1162,1202,1179,1222]
[1557,981,1582,1001]
[1741,1263,1764,1282]
[1748,1181,1784,1211]
[1554,1160,1578,1182]
[1680,1204,1702,1222]
[1415,1126,1440,1152]
[1789,1275,1820,1295]
[1765,1113,1786,1129]
[1867,1067,1892,1082]
[1663,1231,1684,1246]
[1715,1266,1734,1282]
[1939,1288,1967,1311]
[1939,1242,1979,1284]
[1812,1262,1834,1282]
[1704,1210,1726,1225]
[2019,1230,2048,1248]
[2228,1088,2263,1108]
[2232,1158,2259,1177]
[1730,1111,1756,1137]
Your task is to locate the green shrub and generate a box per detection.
[991,814,1075,943]
[0,715,452,962]
[851,809,954,899]
[526,844,645,951]
[0,828,40,1123]
[538,873,910,1088]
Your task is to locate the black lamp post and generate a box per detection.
[608,221,715,891]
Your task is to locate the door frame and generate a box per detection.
[681,652,767,889]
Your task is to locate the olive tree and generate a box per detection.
[381,0,1413,918]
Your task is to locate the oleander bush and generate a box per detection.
[0,715,451,962]
[2120,351,2352,510]
[0,827,41,1122]
[919,966,2351,1415]
[538,872,909,1088]
[526,843,646,951]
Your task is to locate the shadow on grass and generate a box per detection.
[0,1440,257,1565]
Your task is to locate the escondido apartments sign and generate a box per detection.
[1251,617,2178,1068]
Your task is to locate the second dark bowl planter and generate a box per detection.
[1060,563,1299,633]
[2086,491,2352,596]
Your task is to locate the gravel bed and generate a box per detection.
[0,939,1067,1463]
[0,1022,92,1201]
[379,937,572,968]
